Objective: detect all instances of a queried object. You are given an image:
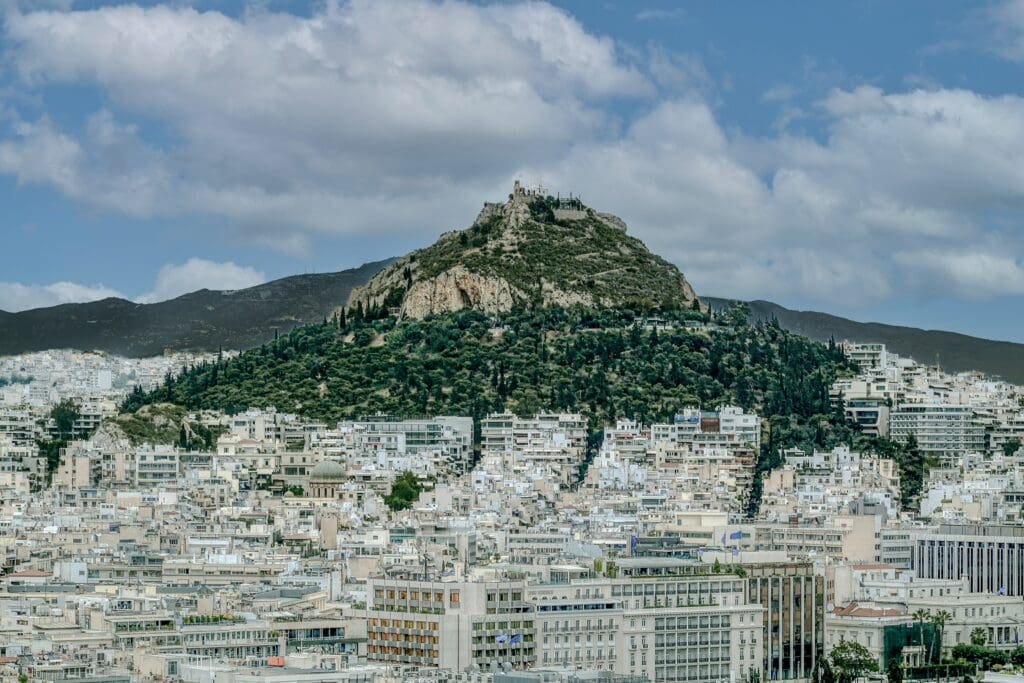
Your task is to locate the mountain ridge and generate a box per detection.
[0,260,392,357]
[704,297,1024,384]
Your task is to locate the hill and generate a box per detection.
[704,298,1024,384]
[126,307,852,440]
[346,181,699,319]
[125,305,874,511]
[0,260,391,357]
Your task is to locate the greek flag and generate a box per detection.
[495,633,508,644]
[998,586,1007,595]
[729,531,743,540]
[510,633,522,644]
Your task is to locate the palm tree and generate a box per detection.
[930,610,952,663]
[912,608,932,663]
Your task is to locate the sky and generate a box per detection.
[2,1,1024,341]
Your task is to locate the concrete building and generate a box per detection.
[912,524,1024,596]
[890,404,985,459]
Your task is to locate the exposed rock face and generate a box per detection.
[541,279,595,308]
[345,181,702,319]
[401,266,526,318]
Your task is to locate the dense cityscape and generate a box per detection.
[3,2,1024,683]
[0,332,1022,682]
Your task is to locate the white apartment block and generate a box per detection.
[890,404,985,457]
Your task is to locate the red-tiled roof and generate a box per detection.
[851,563,894,570]
[832,602,904,618]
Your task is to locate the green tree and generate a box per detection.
[930,610,951,662]
[912,608,931,661]
[829,641,878,683]
[899,434,925,509]
[817,658,837,683]
[50,399,81,440]
[886,658,903,683]
[1003,437,1022,456]
[385,471,424,511]
[970,627,987,647]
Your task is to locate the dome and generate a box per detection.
[308,459,346,481]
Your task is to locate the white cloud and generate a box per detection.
[0,259,267,311]
[0,281,124,311]
[635,8,686,22]
[0,0,648,241]
[138,259,266,303]
[985,0,1024,61]
[530,87,1024,306]
[894,251,1024,298]
[3,2,1024,310]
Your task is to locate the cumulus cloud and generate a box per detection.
[2,1,1024,310]
[138,259,267,303]
[0,259,267,311]
[530,87,1024,306]
[0,0,647,241]
[0,281,125,311]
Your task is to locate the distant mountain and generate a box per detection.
[347,181,700,319]
[704,297,1024,384]
[0,260,392,357]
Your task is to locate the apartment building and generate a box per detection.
[890,404,985,458]
[651,405,761,451]
[341,415,475,474]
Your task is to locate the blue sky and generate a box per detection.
[2,1,1024,341]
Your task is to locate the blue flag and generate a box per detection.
[495,633,508,644]
[510,633,522,644]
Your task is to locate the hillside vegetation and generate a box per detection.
[705,297,1024,384]
[125,306,847,426]
[123,303,944,510]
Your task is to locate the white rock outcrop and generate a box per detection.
[400,266,525,319]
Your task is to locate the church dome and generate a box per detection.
[308,459,346,481]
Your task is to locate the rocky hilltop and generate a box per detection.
[346,182,700,319]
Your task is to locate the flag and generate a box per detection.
[495,633,508,644]
[729,530,743,540]
[510,633,522,644]
[999,586,1007,595]
[732,547,740,557]
[721,532,727,545]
